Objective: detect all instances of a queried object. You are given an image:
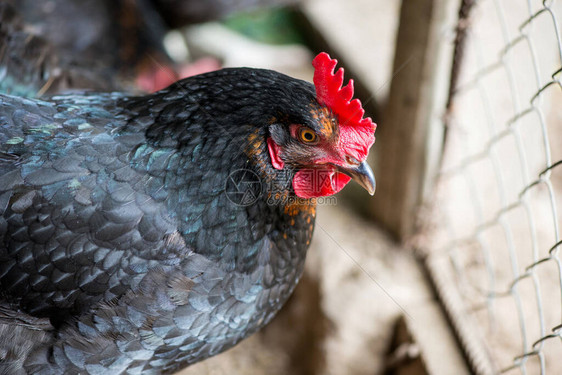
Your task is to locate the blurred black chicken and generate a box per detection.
[0,0,300,97]
[0,0,180,96]
[0,53,376,374]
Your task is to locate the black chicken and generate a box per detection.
[0,53,376,374]
[0,0,171,96]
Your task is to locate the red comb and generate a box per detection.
[312,52,376,161]
[312,52,376,132]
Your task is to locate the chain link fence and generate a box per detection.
[427,0,562,374]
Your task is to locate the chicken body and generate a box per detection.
[0,69,318,373]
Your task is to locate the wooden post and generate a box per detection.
[370,0,460,241]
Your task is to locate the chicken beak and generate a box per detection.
[337,161,376,196]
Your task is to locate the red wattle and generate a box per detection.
[293,168,351,198]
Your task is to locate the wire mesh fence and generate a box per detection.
[427,0,562,373]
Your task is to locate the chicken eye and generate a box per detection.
[298,127,318,144]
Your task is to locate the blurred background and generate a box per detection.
[2,0,562,374]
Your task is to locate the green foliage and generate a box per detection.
[223,7,305,46]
